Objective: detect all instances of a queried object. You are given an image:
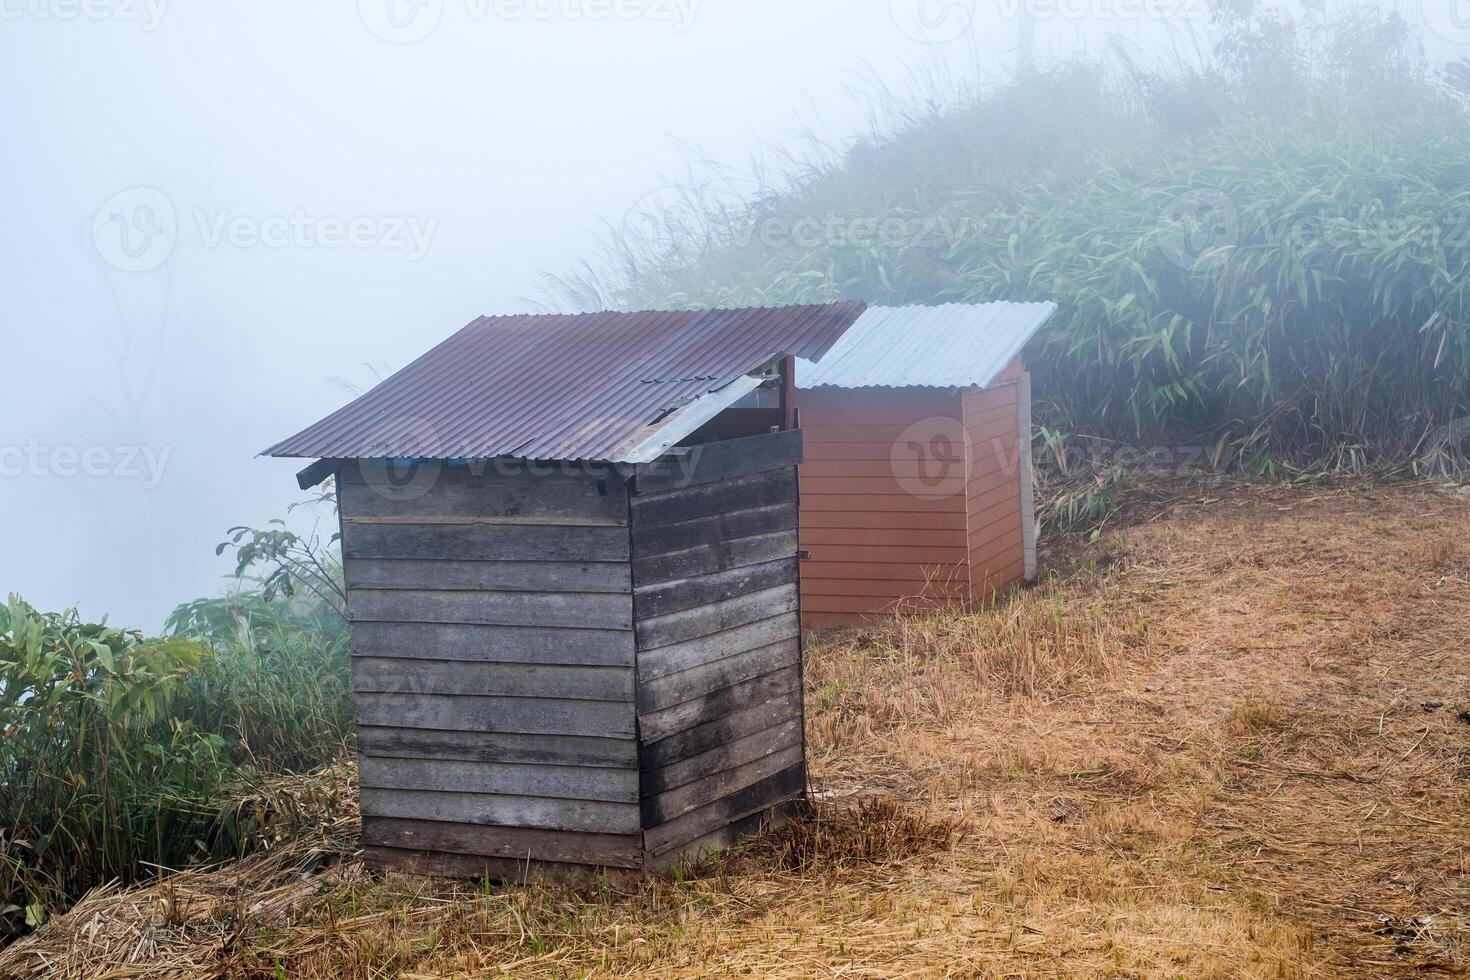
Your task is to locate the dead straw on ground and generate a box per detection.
[3,479,1468,978]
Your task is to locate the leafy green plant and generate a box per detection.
[1,572,352,936]
[568,3,1470,476]
[0,597,225,934]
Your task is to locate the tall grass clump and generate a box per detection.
[0,534,351,938]
[567,2,1470,474]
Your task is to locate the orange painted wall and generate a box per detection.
[797,362,1030,629]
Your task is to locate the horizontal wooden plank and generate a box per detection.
[345,558,630,594]
[801,493,966,514]
[967,490,1022,534]
[973,558,1026,598]
[801,442,912,462]
[800,509,968,531]
[640,665,802,744]
[801,475,967,498]
[802,578,969,599]
[798,390,961,427]
[364,846,631,880]
[633,530,798,588]
[964,380,1019,405]
[974,548,1026,577]
[801,595,966,615]
[348,589,633,630]
[342,521,630,563]
[637,613,800,681]
[965,408,1021,443]
[630,469,797,529]
[963,381,1020,413]
[352,658,634,702]
[634,558,798,620]
[801,526,962,548]
[360,757,637,804]
[968,440,1021,477]
[636,430,801,494]
[799,422,966,445]
[357,727,636,769]
[632,502,797,557]
[644,764,805,857]
[970,532,1025,572]
[637,638,800,714]
[643,744,805,826]
[801,544,969,565]
[363,818,641,869]
[798,559,968,583]
[340,465,628,525]
[361,788,639,835]
[803,595,901,615]
[967,465,1022,499]
[349,621,635,667]
[968,512,1025,551]
[801,459,978,480]
[355,693,636,739]
[642,718,803,797]
[639,691,803,772]
[636,584,799,651]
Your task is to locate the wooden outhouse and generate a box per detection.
[794,303,1057,628]
[264,303,865,877]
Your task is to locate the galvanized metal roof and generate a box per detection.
[796,302,1057,390]
[264,303,864,463]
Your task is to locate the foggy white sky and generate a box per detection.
[1,0,1458,629]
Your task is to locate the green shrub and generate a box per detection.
[0,593,351,939]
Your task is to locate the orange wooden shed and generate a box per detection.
[794,303,1057,628]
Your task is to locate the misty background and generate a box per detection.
[2,0,1463,629]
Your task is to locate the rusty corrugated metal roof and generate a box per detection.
[264,303,864,463]
[796,302,1057,390]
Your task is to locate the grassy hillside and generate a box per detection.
[569,4,1470,474]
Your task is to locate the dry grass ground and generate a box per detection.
[4,481,1468,978]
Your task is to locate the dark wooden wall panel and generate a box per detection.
[344,436,810,876]
[630,431,807,864]
[342,470,642,875]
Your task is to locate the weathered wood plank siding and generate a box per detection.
[630,431,807,865]
[340,465,641,874]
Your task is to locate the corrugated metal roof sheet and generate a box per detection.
[264,303,865,463]
[796,302,1057,390]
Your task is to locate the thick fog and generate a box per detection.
[1,0,1457,629]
